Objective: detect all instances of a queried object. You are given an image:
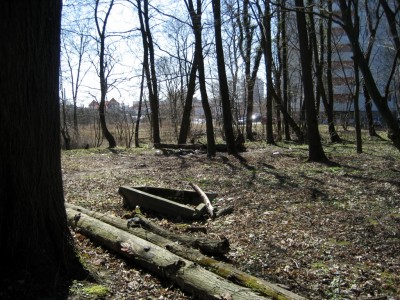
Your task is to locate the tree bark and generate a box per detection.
[178,53,198,144]
[261,1,275,145]
[0,1,86,296]
[185,0,216,157]
[66,207,271,300]
[325,0,342,143]
[295,0,328,162]
[308,0,341,143]
[95,0,117,148]
[212,0,238,155]
[280,1,291,140]
[135,63,145,147]
[137,0,161,145]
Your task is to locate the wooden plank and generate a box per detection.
[119,186,200,219]
[134,186,217,205]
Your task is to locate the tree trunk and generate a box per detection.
[178,53,198,144]
[352,4,362,153]
[326,0,342,143]
[295,0,328,162]
[212,0,237,155]
[137,0,161,145]
[237,0,262,142]
[363,84,378,137]
[186,0,216,157]
[95,0,117,148]
[61,88,72,150]
[66,208,270,300]
[280,1,291,141]
[135,63,145,147]
[0,1,86,297]
[308,0,341,143]
[354,61,362,153]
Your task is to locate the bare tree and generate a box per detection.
[212,0,238,154]
[295,0,328,162]
[61,10,91,139]
[279,0,291,140]
[136,0,161,145]
[336,0,400,150]
[60,87,72,150]
[236,0,263,141]
[94,0,117,148]
[307,0,341,143]
[135,64,145,147]
[178,52,198,144]
[185,0,216,157]
[253,0,304,143]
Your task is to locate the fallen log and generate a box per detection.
[67,203,228,256]
[190,183,214,218]
[66,204,306,300]
[130,213,229,256]
[66,207,270,300]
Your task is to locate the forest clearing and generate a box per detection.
[62,128,400,299]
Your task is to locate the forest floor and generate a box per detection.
[63,129,400,300]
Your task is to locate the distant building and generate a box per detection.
[285,1,398,124]
[88,100,99,110]
[106,98,120,110]
[87,98,121,110]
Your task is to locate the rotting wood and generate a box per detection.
[131,213,230,256]
[67,203,228,256]
[66,204,307,300]
[132,186,218,205]
[119,186,218,220]
[119,186,201,219]
[66,207,270,300]
[190,183,214,218]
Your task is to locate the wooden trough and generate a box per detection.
[118,186,217,219]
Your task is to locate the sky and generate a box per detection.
[60,0,264,108]
[61,0,172,108]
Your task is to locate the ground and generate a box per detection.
[63,131,400,299]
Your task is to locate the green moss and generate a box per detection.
[328,238,351,247]
[243,277,289,300]
[368,218,379,226]
[311,261,328,270]
[83,284,109,297]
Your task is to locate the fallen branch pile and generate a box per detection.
[66,204,306,300]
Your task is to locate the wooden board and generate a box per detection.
[119,186,213,219]
[134,186,217,205]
